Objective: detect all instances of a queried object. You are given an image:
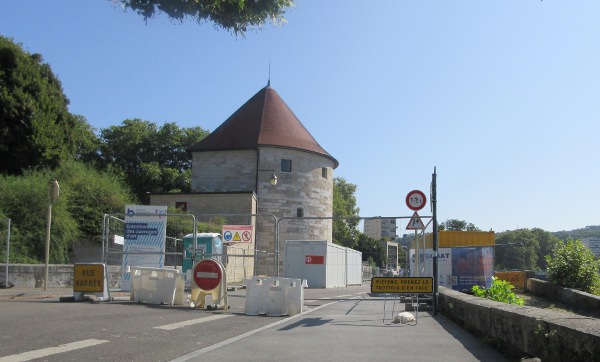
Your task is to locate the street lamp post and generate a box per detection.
[256,168,278,274]
[44,180,59,291]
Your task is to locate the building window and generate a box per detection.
[281,159,292,173]
[175,202,187,212]
[322,167,328,179]
[297,208,304,217]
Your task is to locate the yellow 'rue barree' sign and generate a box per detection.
[73,264,105,292]
[371,277,433,294]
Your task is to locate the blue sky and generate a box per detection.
[1,1,598,233]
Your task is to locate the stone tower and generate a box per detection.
[187,85,338,270]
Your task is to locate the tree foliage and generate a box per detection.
[495,228,559,271]
[0,161,135,263]
[545,239,600,294]
[553,225,600,242]
[332,177,360,247]
[356,233,386,268]
[97,119,208,202]
[116,0,295,35]
[0,36,98,175]
[439,219,479,231]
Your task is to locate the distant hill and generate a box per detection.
[552,225,600,241]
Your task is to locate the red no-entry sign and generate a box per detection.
[193,259,222,291]
[406,190,427,211]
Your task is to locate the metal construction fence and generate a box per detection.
[102,213,278,288]
[97,212,436,292]
[1,218,10,287]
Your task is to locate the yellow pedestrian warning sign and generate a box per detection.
[406,211,425,230]
[233,232,241,241]
[371,277,433,294]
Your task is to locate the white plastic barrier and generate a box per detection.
[285,278,308,316]
[130,267,186,305]
[244,277,306,316]
[244,277,268,315]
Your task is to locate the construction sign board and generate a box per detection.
[222,225,253,244]
[371,277,433,294]
[74,263,105,293]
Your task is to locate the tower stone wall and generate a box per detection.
[191,150,257,192]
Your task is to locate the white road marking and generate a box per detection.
[0,339,109,362]
[155,315,233,330]
[170,302,337,362]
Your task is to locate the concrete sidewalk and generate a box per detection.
[172,297,510,362]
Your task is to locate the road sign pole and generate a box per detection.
[432,167,438,316]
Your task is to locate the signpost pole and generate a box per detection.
[44,180,59,291]
[414,229,419,277]
[431,167,438,316]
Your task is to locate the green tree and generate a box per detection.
[0,161,135,263]
[439,219,479,231]
[495,229,539,271]
[495,228,559,271]
[545,239,600,294]
[531,228,560,270]
[53,160,135,244]
[0,169,78,263]
[0,36,98,175]
[97,119,208,202]
[117,0,295,35]
[332,177,360,247]
[356,233,386,267]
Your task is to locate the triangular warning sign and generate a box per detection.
[406,212,425,230]
[233,232,242,241]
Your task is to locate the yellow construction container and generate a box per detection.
[412,231,495,249]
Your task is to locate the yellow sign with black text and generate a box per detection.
[371,277,433,294]
[73,264,105,292]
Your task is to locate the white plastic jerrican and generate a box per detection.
[130,267,185,305]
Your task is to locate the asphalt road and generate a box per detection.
[0,286,509,361]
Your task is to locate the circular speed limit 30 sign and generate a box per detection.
[406,190,427,211]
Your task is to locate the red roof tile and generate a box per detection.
[188,86,338,168]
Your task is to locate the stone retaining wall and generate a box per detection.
[438,286,600,361]
[527,277,600,312]
[0,264,122,289]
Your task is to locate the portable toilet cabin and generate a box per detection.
[182,233,225,275]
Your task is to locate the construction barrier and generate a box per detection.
[130,267,186,305]
[62,263,111,302]
[190,259,228,310]
[244,277,307,316]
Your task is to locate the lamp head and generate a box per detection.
[269,172,278,186]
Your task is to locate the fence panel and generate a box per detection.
[195,213,276,283]
[0,218,10,287]
[102,213,195,289]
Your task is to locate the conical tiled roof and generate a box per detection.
[187,85,338,168]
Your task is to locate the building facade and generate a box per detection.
[150,84,338,277]
[582,237,600,257]
[364,218,397,240]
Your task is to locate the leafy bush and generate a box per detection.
[545,239,600,294]
[0,161,135,263]
[472,277,524,305]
